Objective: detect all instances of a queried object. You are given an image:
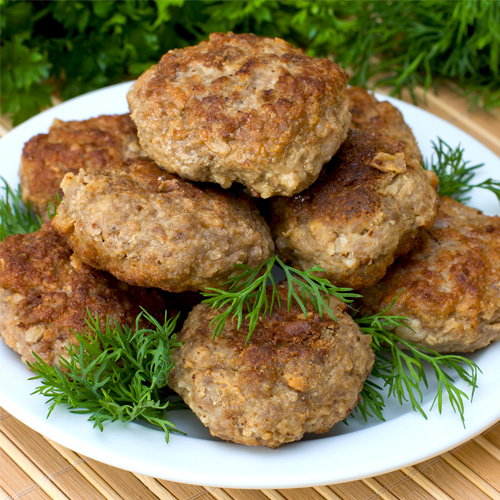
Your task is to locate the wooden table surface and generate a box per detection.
[0,84,499,500]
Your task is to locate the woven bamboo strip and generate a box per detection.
[484,422,500,446]
[441,452,500,499]
[0,447,53,500]
[460,105,500,144]
[223,489,269,500]
[278,487,329,500]
[414,457,491,500]
[0,431,69,500]
[330,481,377,499]
[0,125,10,139]
[82,458,161,500]
[51,96,63,107]
[476,434,500,462]
[312,486,344,500]
[360,477,400,500]
[203,487,235,500]
[430,83,500,149]
[0,118,12,136]
[156,479,214,499]
[401,465,454,500]
[47,440,124,500]
[0,417,106,500]
[450,442,500,491]
[377,85,500,157]
[133,474,179,500]
[0,484,11,500]
[375,470,436,500]
[261,490,288,500]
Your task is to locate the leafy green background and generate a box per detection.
[1,0,499,125]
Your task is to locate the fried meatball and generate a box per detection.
[359,197,500,353]
[0,223,172,366]
[271,87,439,289]
[51,157,275,292]
[127,32,350,198]
[347,86,423,162]
[168,284,374,448]
[19,114,144,219]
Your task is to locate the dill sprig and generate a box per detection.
[0,178,41,241]
[4,1,499,125]
[204,260,480,424]
[201,254,360,343]
[425,138,500,203]
[354,307,480,426]
[28,310,185,442]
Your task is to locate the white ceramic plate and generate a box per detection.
[0,82,499,489]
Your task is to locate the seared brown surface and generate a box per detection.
[127,32,350,198]
[52,157,275,292]
[271,87,438,289]
[169,283,374,448]
[360,196,500,353]
[2,78,499,500]
[347,86,423,162]
[0,223,172,366]
[19,114,144,219]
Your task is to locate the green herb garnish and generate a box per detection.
[354,306,480,426]
[3,1,499,124]
[0,178,41,241]
[204,260,479,424]
[201,254,360,344]
[28,310,184,442]
[426,138,500,204]
[0,127,491,433]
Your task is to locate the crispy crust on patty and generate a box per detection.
[347,86,423,162]
[168,284,374,448]
[0,223,171,366]
[127,32,350,198]
[271,87,439,289]
[19,114,144,219]
[51,157,275,292]
[359,197,500,353]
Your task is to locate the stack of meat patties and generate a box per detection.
[2,33,499,448]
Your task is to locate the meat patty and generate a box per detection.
[51,157,275,292]
[19,114,144,220]
[271,87,439,289]
[127,32,350,198]
[347,86,423,162]
[0,223,173,366]
[168,284,374,448]
[359,197,500,353]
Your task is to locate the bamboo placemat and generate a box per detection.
[0,86,499,500]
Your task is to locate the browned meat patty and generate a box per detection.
[0,223,173,366]
[168,284,374,448]
[19,114,144,219]
[359,197,500,353]
[51,157,275,292]
[127,32,350,198]
[271,87,439,289]
[347,86,423,162]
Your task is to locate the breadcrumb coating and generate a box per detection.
[127,32,350,198]
[169,284,374,448]
[360,197,500,353]
[0,223,171,366]
[52,157,275,292]
[271,87,439,289]
[19,114,144,220]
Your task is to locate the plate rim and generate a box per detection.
[0,81,499,489]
